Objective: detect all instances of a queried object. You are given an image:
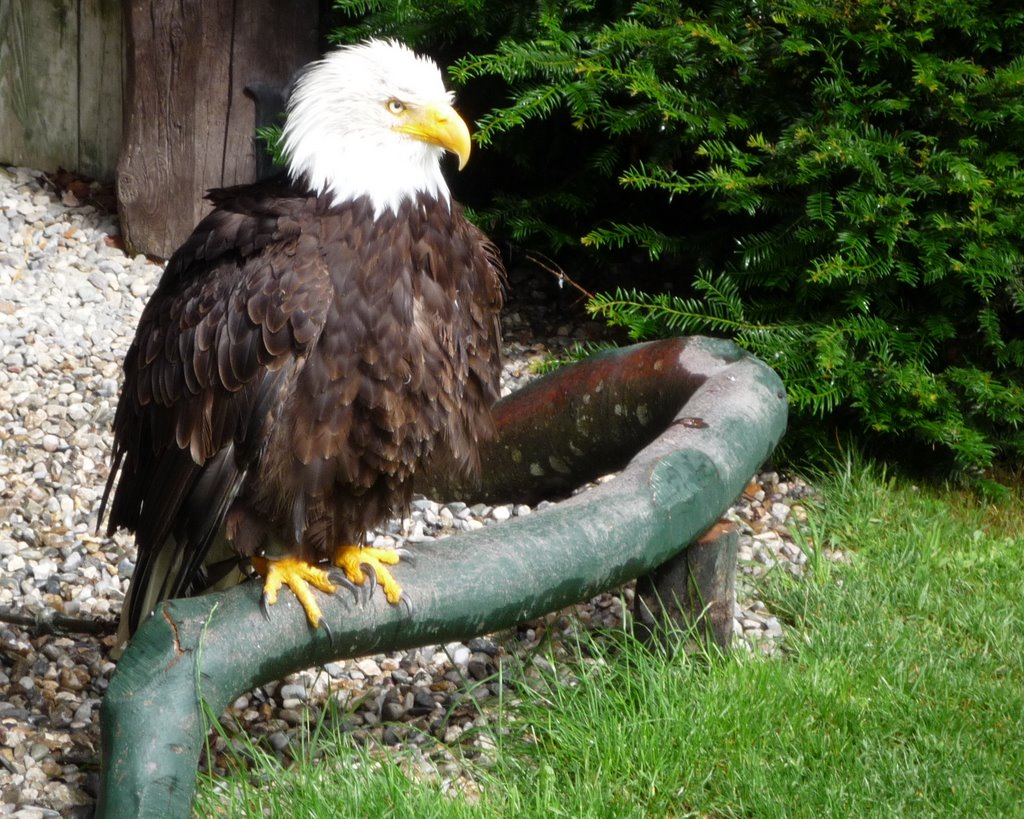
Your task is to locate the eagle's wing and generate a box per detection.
[459,218,505,446]
[420,208,505,477]
[101,186,332,636]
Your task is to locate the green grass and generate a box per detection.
[195,458,1024,817]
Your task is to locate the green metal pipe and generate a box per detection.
[97,336,787,817]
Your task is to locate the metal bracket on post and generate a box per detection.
[97,336,787,818]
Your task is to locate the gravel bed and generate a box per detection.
[0,166,816,816]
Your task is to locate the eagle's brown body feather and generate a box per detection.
[103,178,503,636]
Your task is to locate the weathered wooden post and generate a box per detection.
[117,0,319,257]
[634,521,740,650]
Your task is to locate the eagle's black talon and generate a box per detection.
[327,569,359,603]
[361,564,378,603]
[399,592,414,617]
[394,548,415,566]
[320,617,335,645]
[259,594,273,622]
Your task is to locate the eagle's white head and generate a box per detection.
[282,39,471,216]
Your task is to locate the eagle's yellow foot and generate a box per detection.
[333,545,409,608]
[251,555,336,628]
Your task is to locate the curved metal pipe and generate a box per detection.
[97,336,787,817]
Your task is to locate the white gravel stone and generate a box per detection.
[356,658,383,677]
[770,501,791,523]
[490,505,512,522]
[278,682,307,701]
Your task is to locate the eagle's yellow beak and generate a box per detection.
[396,102,472,170]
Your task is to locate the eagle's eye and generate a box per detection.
[386,98,405,115]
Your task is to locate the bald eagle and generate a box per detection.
[101,40,504,649]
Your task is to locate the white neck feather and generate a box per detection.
[284,121,451,217]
